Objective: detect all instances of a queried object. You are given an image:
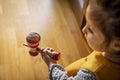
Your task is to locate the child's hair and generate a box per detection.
[89,0,120,43]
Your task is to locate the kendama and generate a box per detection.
[23,32,60,60]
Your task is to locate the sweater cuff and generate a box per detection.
[49,64,65,80]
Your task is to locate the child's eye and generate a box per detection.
[88,27,93,33]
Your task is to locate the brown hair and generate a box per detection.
[89,0,120,43]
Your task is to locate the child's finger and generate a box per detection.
[41,48,52,57]
[49,48,55,52]
[42,47,54,54]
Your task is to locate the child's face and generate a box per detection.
[82,5,107,51]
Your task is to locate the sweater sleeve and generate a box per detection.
[49,64,97,80]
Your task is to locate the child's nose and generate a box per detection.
[82,25,87,35]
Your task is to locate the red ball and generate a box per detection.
[26,32,41,48]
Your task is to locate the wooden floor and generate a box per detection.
[0,0,91,80]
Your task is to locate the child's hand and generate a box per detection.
[41,48,57,67]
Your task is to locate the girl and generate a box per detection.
[41,0,120,80]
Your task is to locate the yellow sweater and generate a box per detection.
[65,51,120,80]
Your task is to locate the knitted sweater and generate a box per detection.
[66,51,120,80]
[49,51,120,80]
